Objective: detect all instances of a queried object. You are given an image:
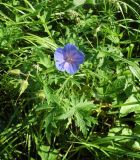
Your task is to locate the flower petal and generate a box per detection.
[63,43,77,52]
[64,62,79,74]
[54,48,64,62]
[55,61,65,71]
[72,51,85,64]
[63,43,77,57]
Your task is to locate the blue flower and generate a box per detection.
[54,43,84,74]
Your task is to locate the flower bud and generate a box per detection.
[36,90,46,100]
[8,69,21,75]
[19,80,28,96]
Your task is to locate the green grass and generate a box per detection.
[1,0,140,159]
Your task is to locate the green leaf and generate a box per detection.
[106,76,126,94]
[86,0,95,4]
[43,84,53,104]
[58,96,96,135]
[38,145,59,160]
[120,95,140,116]
[58,107,75,120]
[75,112,87,135]
[132,141,140,151]
[38,53,52,68]
[121,128,132,136]
[73,0,86,6]
[23,34,57,50]
[107,35,120,44]
[129,65,140,81]
[44,113,53,144]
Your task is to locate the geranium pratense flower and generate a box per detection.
[54,43,84,74]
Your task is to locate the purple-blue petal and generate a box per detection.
[63,43,77,57]
[64,62,79,74]
[54,48,64,62]
[72,51,85,64]
[63,43,77,52]
[55,61,65,71]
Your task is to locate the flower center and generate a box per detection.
[65,55,73,63]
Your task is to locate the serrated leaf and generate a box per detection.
[45,113,53,144]
[75,112,87,135]
[59,97,96,135]
[106,76,126,94]
[36,101,51,111]
[43,84,53,104]
[107,35,120,44]
[58,108,75,120]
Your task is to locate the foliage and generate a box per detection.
[1,0,140,159]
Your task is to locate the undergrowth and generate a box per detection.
[0,0,140,159]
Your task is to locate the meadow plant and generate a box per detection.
[0,0,140,160]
